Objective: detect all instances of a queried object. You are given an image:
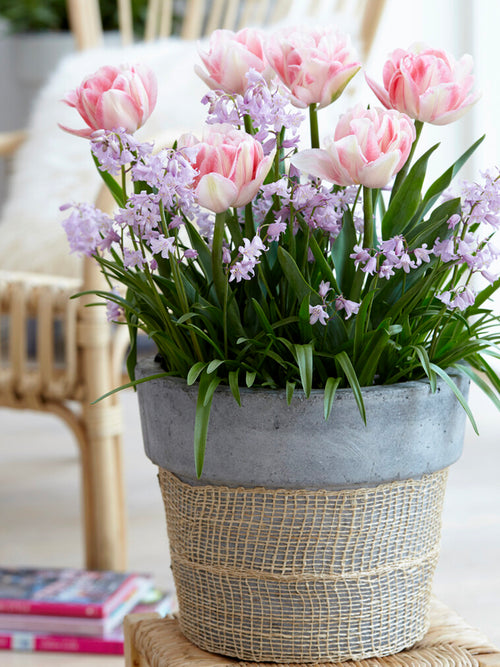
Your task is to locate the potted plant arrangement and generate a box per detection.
[60,26,500,663]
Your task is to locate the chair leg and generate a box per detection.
[80,395,127,571]
[77,256,128,571]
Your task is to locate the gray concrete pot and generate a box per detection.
[136,357,469,489]
[136,357,469,662]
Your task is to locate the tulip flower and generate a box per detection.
[179,124,275,213]
[291,105,416,189]
[60,63,157,137]
[265,26,361,109]
[195,28,269,95]
[366,44,480,125]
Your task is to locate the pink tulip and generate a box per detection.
[366,45,480,125]
[179,124,274,213]
[195,28,269,95]
[61,63,157,138]
[265,26,361,108]
[291,105,416,189]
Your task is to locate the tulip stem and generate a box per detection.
[212,212,227,307]
[244,203,255,239]
[390,120,424,202]
[309,103,320,149]
[363,186,374,250]
[349,187,374,303]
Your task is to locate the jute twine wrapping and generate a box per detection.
[158,468,448,663]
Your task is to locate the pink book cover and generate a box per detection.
[0,631,124,655]
[0,577,154,636]
[0,589,176,655]
[0,567,147,618]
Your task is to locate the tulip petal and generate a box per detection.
[58,123,95,138]
[358,151,401,188]
[99,90,141,132]
[194,63,221,92]
[365,73,391,108]
[291,148,354,186]
[318,65,361,109]
[429,93,481,125]
[234,152,275,207]
[196,173,238,213]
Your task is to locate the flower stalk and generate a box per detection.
[309,103,320,149]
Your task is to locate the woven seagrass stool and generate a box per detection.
[123,599,500,667]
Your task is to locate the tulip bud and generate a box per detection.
[365,44,480,125]
[195,28,269,95]
[60,63,157,138]
[292,105,416,189]
[265,25,361,109]
[179,124,274,213]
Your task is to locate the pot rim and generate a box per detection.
[136,356,464,398]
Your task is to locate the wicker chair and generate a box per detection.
[0,0,386,572]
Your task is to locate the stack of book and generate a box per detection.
[0,567,175,655]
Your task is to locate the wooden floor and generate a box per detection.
[0,384,499,666]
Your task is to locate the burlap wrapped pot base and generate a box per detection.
[158,468,448,663]
[123,599,500,667]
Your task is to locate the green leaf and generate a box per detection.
[185,220,213,283]
[356,325,392,387]
[324,377,341,420]
[298,295,312,340]
[92,153,127,207]
[307,233,340,293]
[203,376,222,407]
[226,210,245,250]
[406,197,461,248]
[179,322,224,357]
[417,135,485,220]
[411,345,437,393]
[228,370,241,406]
[353,290,376,360]
[277,247,314,304]
[455,363,500,411]
[176,311,198,325]
[429,363,479,435]
[125,310,138,383]
[91,371,176,404]
[194,372,214,478]
[473,274,500,309]
[251,298,274,335]
[246,370,257,387]
[334,351,366,423]
[472,354,500,395]
[293,343,313,398]
[331,209,356,294]
[286,380,295,405]
[207,359,224,374]
[211,212,228,309]
[187,361,207,385]
[382,143,439,239]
